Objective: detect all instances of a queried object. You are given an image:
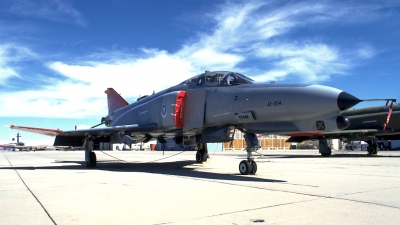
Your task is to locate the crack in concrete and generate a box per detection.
[156,173,400,224]
[3,153,57,225]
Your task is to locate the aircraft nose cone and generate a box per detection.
[337,92,361,111]
[336,116,350,130]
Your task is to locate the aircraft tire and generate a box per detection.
[201,150,208,162]
[239,160,251,175]
[321,152,331,157]
[378,143,385,151]
[195,151,202,163]
[250,161,257,175]
[89,151,97,167]
[367,146,377,155]
[196,150,208,163]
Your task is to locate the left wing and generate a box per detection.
[10,123,160,147]
[10,125,62,136]
[54,123,159,146]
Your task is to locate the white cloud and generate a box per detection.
[253,70,288,83]
[7,0,86,26]
[47,49,196,98]
[0,67,18,85]
[253,43,347,82]
[175,1,360,83]
[0,44,37,84]
[0,0,390,119]
[0,49,196,118]
[356,45,375,59]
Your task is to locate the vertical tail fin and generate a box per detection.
[105,88,129,115]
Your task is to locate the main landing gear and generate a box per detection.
[366,141,378,155]
[195,143,209,163]
[239,133,260,175]
[319,138,332,157]
[84,139,97,168]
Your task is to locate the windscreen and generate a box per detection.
[179,71,254,87]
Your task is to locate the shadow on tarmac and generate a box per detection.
[2,151,398,183]
[0,159,286,183]
[255,152,400,159]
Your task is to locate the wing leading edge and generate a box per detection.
[10,125,62,136]
[54,123,159,146]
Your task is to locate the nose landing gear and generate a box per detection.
[239,133,260,175]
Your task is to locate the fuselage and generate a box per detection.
[107,71,359,140]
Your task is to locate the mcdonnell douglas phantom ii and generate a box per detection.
[288,102,400,155]
[12,71,362,175]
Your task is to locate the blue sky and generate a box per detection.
[1,0,399,145]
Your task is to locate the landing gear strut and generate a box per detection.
[195,143,209,163]
[84,139,97,168]
[319,138,332,157]
[239,133,260,175]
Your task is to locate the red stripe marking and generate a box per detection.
[174,91,186,129]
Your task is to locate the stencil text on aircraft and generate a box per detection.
[267,100,282,107]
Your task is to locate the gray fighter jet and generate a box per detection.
[54,71,362,174]
[15,71,362,175]
[288,102,400,155]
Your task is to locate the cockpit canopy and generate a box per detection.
[179,71,254,88]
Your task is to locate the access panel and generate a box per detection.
[183,88,206,133]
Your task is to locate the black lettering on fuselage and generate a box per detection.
[239,115,249,120]
[267,100,282,107]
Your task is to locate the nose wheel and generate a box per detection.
[239,160,257,175]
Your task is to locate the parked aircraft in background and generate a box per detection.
[11,71,362,174]
[1,132,25,150]
[287,102,399,155]
[0,131,49,151]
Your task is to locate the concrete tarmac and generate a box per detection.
[1,149,400,225]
